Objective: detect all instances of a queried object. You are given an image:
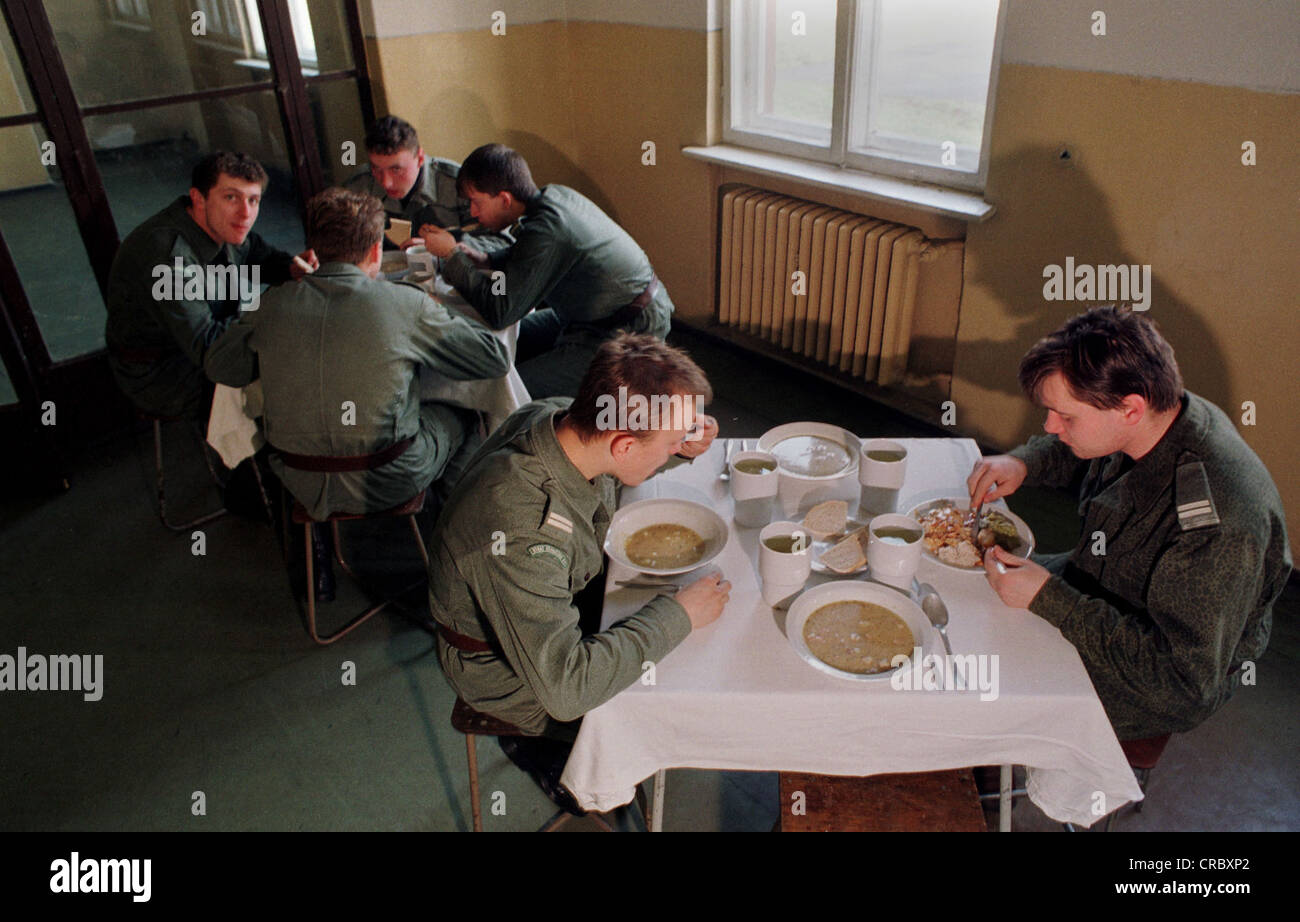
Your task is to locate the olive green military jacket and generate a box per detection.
[345,158,467,241]
[439,184,673,337]
[105,195,293,418]
[429,398,693,735]
[1013,393,1291,740]
[204,262,510,519]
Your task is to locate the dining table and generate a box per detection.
[559,435,1145,830]
[205,262,530,468]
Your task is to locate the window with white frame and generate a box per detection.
[189,1,317,68]
[725,0,1005,192]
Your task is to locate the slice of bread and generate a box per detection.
[802,499,848,541]
[820,526,868,574]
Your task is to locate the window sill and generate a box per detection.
[681,144,995,224]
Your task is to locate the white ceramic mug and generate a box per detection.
[405,245,435,274]
[859,439,908,516]
[758,520,812,607]
[866,513,924,590]
[730,450,779,528]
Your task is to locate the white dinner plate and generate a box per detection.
[907,496,1035,573]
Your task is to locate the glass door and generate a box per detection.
[0,0,373,475]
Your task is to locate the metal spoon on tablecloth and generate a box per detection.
[919,582,964,690]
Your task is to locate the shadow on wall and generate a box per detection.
[419,89,619,221]
[960,142,1233,437]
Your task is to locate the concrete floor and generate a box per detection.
[1,326,1295,832]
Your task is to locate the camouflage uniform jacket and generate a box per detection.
[1013,392,1291,739]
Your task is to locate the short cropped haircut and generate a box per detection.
[568,334,713,442]
[306,188,385,265]
[364,115,419,156]
[1018,305,1184,413]
[457,143,540,201]
[191,151,268,196]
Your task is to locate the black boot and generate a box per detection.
[497,736,587,816]
[311,523,336,603]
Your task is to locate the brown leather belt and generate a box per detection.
[276,436,414,472]
[437,623,494,654]
[601,273,659,329]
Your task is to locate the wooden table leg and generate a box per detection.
[999,764,1013,832]
[651,769,666,832]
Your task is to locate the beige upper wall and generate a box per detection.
[364,22,586,193]
[362,0,716,35]
[1003,0,1300,92]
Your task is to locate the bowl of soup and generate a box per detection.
[605,498,729,575]
[757,422,861,518]
[784,580,933,682]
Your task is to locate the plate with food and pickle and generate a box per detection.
[907,496,1034,573]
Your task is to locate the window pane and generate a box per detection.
[46,0,270,107]
[849,0,999,172]
[85,93,306,256]
[0,125,105,361]
[732,0,837,146]
[308,79,367,185]
[0,15,36,117]
[292,0,354,74]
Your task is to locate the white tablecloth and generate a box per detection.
[560,437,1144,827]
[205,272,529,468]
[415,273,530,432]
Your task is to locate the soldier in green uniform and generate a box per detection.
[204,187,511,520]
[106,151,318,419]
[428,334,724,811]
[970,306,1291,742]
[343,115,468,249]
[420,143,674,399]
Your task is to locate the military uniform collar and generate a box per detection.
[400,162,433,207]
[520,187,554,225]
[312,261,371,280]
[166,195,238,264]
[1107,392,1204,512]
[530,406,605,522]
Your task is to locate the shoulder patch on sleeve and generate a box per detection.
[539,495,574,535]
[1176,459,1221,530]
[527,543,570,569]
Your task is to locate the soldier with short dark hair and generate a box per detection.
[429,334,724,738]
[970,306,1291,740]
[343,115,467,248]
[106,151,317,419]
[420,144,676,399]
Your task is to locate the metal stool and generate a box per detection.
[1103,733,1172,831]
[290,491,428,645]
[450,698,617,832]
[146,414,227,531]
